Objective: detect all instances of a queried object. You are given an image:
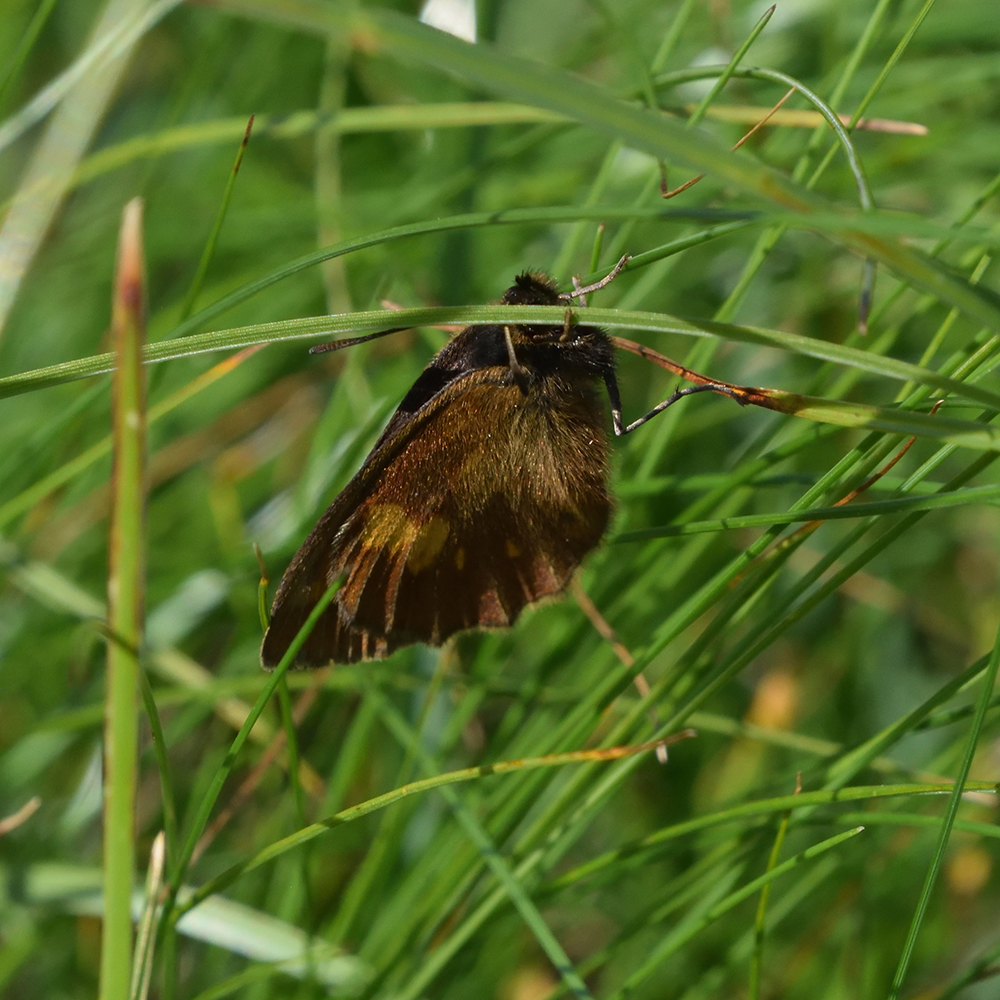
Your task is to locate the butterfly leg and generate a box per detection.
[560,307,577,342]
[503,325,531,394]
[560,255,631,302]
[603,371,744,437]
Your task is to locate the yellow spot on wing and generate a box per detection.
[455,547,466,571]
[407,516,451,573]
[505,539,521,559]
[366,503,418,551]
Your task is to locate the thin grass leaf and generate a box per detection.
[545,781,996,894]
[180,733,685,914]
[888,608,1000,998]
[0,347,262,528]
[7,299,1000,417]
[0,0,182,155]
[0,0,59,109]
[178,116,255,322]
[164,577,344,908]
[611,828,865,998]
[24,862,369,993]
[616,483,1000,540]
[686,6,775,129]
[749,788,795,1000]
[130,832,164,1000]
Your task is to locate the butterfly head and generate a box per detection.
[503,272,561,307]
[497,272,612,373]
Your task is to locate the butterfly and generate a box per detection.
[260,258,725,668]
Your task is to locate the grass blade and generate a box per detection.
[887,610,1000,998]
[100,197,148,1000]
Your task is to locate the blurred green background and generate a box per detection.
[1,0,999,998]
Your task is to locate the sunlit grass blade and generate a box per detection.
[0,0,181,155]
[179,733,688,914]
[100,196,147,1000]
[130,832,164,1000]
[691,104,927,134]
[21,862,369,994]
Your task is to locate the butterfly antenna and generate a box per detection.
[559,254,630,302]
[310,327,407,355]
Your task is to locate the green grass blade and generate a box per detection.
[100,197,147,1000]
[163,578,343,920]
[6,300,1000,413]
[616,483,1000,540]
[887,610,1000,998]
[178,117,255,322]
[180,734,675,914]
[610,828,865,997]
[545,781,996,893]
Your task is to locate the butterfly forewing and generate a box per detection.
[261,354,611,667]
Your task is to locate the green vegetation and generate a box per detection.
[1,0,998,998]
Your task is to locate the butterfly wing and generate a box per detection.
[261,364,611,667]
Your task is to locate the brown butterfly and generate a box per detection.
[260,258,725,668]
